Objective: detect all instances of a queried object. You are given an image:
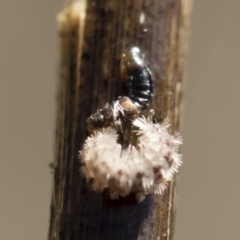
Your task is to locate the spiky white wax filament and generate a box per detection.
[80,117,182,201]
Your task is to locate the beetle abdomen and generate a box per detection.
[121,47,153,107]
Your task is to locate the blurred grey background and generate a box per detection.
[0,0,239,239]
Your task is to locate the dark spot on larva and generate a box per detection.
[153,166,161,174]
[136,172,144,178]
[165,139,173,147]
[165,155,173,166]
[156,173,163,180]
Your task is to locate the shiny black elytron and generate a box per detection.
[121,47,153,107]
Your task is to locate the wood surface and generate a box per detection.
[49,0,191,239]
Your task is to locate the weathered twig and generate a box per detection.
[49,0,191,239]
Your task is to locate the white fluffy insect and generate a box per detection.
[80,113,182,202]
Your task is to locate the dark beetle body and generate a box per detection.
[121,47,153,107]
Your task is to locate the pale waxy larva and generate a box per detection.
[80,97,182,202]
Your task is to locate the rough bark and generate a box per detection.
[49,0,191,239]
